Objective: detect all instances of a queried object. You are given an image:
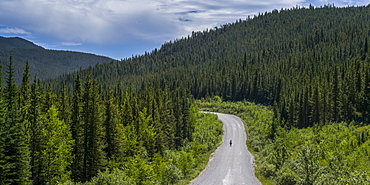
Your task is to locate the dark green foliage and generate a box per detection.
[0,57,217,184]
[81,76,106,181]
[0,37,41,49]
[49,5,370,129]
[70,75,85,182]
[0,64,5,183]
[103,86,121,160]
[28,77,44,184]
[1,56,31,184]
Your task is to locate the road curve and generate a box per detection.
[190,113,261,185]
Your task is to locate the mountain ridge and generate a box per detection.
[0,36,115,84]
[0,36,43,49]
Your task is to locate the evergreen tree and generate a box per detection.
[44,84,56,112]
[1,56,31,184]
[41,105,74,184]
[29,77,44,184]
[58,82,71,126]
[71,75,84,182]
[104,86,121,161]
[0,64,5,184]
[138,107,156,156]
[332,66,343,122]
[82,76,106,181]
[19,61,31,137]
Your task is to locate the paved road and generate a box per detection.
[190,113,261,185]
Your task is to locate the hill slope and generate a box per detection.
[49,5,370,126]
[0,36,42,49]
[0,36,115,83]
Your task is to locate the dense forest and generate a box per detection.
[0,36,114,83]
[0,57,223,184]
[1,4,370,184]
[48,4,370,128]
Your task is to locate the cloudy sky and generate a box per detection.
[0,0,369,59]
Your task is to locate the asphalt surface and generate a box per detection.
[190,113,261,185]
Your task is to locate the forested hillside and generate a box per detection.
[0,36,114,83]
[49,4,370,128]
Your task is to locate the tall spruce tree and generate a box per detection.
[29,77,44,184]
[58,82,71,126]
[0,64,5,184]
[104,86,121,161]
[19,61,31,140]
[42,105,74,184]
[1,56,31,184]
[71,75,84,182]
[82,76,106,181]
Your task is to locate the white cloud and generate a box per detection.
[0,0,180,44]
[0,27,30,35]
[61,42,82,46]
[156,0,309,35]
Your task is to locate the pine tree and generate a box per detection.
[1,56,31,184]
[332,66,343,122]
[82,76,106,181]
[58,82,71,126]
[121,91,134,127]
[138,107,156,156]
[311,83,321,125]
[104,86,121,161]
[44,84,56,112]
[42,105,74,184]
[19,61,31,137]
[29,77,44,184]
[0,64,5,184]
[71,75,84,182]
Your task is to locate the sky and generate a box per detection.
[0,0,369,60]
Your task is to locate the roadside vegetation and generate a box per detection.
[67,112,223,185]
[198,96,370,185]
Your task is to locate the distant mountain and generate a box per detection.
[0,36,42,49]
[0,36,115,84]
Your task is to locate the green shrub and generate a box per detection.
[260,162,276,178]
[87,169,135,185]
[276,166,298,185]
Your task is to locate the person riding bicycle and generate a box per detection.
[229,139,232,147]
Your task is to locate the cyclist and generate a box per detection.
[229,139,232,147]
